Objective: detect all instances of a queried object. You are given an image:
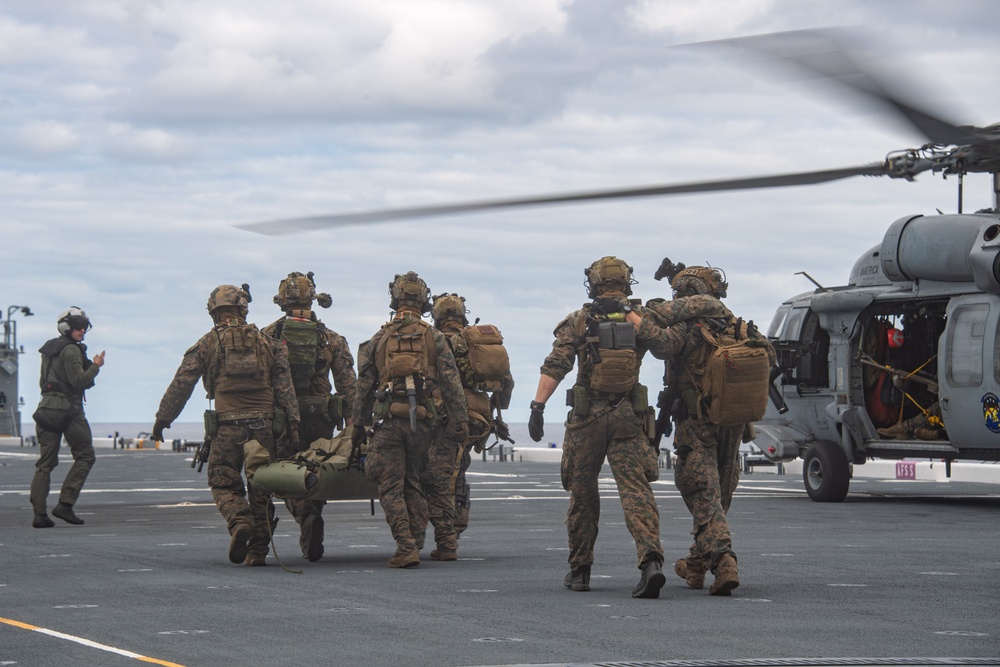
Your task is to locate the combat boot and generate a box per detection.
[709,554,740,596]
[245,554,267,567]
[876,423,910,440]
[228,523,252,564]
[301,514,324,562]
[914,427,940,440]
[674,558,706,589]
[430,547,458,561]
[563,564,591,592]
[33,513,55,528]
[52,502,84,525]
[632,559,666,599]
[388,547,420,569]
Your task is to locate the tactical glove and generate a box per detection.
[528,401,545,442]
[593,297,624,314]
[351,424,368,449]
[152,418,170,442]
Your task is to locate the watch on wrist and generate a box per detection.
[621,303,633,314]
[530,400,546,412]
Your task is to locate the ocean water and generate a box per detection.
[89,421,567,448]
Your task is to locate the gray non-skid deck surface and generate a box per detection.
[0,445,997,667]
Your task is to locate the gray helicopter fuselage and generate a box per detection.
[754,212,1000,499]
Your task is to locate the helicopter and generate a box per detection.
[238,29,1000,502]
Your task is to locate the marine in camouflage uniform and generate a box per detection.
[414,293,513,548]
[528,257,665,599]
[262,271,357,562]
[30,308,106,528]
[352,272,469,568]
[153,285,300,566]
[629,260,776,595]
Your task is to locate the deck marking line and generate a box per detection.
[0,616,187,667]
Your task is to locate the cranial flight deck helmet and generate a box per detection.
[389,272,431,315]
[57,307,91,336]
[431,293,469,327]
[206,284,252,320]
[584,256,636,298]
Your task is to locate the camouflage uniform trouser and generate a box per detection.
[30,409,95,515]
[283,414,333,552]
[365,418,438,554]
[673,417,743,572]
[208,421,277,558]
[412,434,461,551]
[560,398,663,569]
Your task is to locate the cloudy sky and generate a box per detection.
[3,0,999,428]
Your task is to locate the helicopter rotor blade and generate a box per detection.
[237,162,888,235]
[700,29,985,147]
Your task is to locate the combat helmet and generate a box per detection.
[57,307,91,336]
[585,256,635,298]
[389,272,431,315]
[431,293,469,327]
[654,257,728,299]
[273,271,332,312]
[207,284,252,320]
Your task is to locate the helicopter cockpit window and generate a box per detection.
[777,308,805,342]
[947,304,988,386]
[767,306,791,339]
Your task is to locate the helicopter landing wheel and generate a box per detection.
[803,441,850,502]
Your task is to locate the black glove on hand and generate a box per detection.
[528,401,545,442]
[152,418,169,442]
[593,297,624,314]
[351,424,368,448]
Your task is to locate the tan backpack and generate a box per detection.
[692,319,771,425]
[459,324,510,392]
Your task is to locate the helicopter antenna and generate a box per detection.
[957,172,964,214]
[795,271,827,292]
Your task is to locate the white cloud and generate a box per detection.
[14,119,78,154]
[1,0,999,426]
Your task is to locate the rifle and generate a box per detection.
[190,435,211,473]
[494,416,515,444]
[653,385,675,446]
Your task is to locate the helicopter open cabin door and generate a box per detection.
[939,294,1000,450]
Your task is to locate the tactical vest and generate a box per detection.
[576,307,638,394]
[374,316,439,420]
[275,318,321,395]
[210,323,275,414]
[685,317,771,426]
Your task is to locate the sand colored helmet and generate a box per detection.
[207,284,252,319]
[585,256,635,298]
[431,293,469,327]
[389,272,431,314]
[274,271,332,311]
[672,266,728,298]
[57,307,91,336]
[653,257,728,299]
